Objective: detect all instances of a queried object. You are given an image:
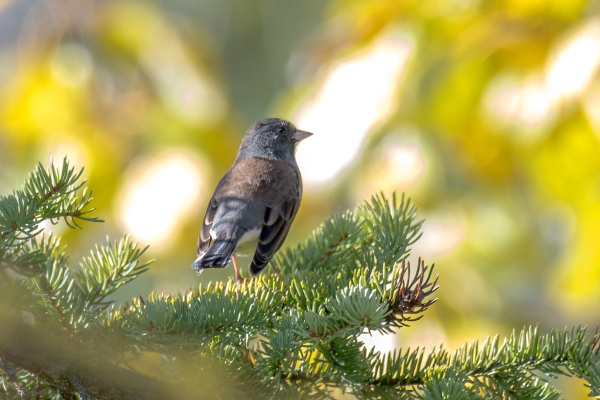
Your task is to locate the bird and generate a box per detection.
[191,118,312,283]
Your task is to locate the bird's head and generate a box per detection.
[238,118,312,163]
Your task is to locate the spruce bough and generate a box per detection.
[0,158,598,399]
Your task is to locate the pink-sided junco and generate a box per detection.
[192,118,312,283]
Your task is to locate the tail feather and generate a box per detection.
[249,260,267,277]
[192,240,236,270]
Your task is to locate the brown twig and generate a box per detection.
[38,275,74,335]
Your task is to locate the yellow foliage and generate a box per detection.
[0,1,598,397]
[1,64,87,139]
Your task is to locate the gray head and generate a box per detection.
[237,118,312,163]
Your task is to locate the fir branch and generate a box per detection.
[0,312,170,400]
[2,159,599,399]
[37,274,76,334]
[0,158,102,277]
[22,157,102,227]
[27,235,76,333]
[470,373,561,400]
[418,367,482,400]
[119,277,285,348]
[0,193,38,241]
[77,236,151,312]
[17,233,150,332]
[359,192,423,265]
[368,326,600,397]
[0,157,101,239]
[0,358,27,399]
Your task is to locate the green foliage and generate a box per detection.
[0,159,599,399]
[0,159,149,333]
[0,158,101,275]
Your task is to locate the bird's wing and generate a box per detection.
[249,196,300,276]
[196,195,218,256]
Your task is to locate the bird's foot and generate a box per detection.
[235,276,250,285]
[232,255,249,284]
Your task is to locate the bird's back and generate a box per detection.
[192,117,311,278]
[210,157,301,238]
[194,156,302,271]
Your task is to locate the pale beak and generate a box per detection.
[292,130,313,142]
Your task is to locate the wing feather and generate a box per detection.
[249,198,299,276]
[197,196,218,256]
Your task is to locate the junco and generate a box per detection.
[192,118,312,283]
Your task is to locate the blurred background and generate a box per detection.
[0,0,599,396]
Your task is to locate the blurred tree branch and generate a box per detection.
[0,158,599,399]
[0,309,167,400]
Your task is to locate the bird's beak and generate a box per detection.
[292,130,313,142]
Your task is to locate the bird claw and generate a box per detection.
[235,277,249,285]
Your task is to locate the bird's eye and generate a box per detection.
[277,127,286,134]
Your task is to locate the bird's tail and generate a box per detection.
[192,240,236,270]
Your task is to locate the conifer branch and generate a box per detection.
[1,159,599,399]
[0,357,27,399]
[0,157,102,278]
[0,312,169,400]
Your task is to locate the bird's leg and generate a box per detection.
[232,255,245,284]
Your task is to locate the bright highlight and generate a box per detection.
[294,32,412,187]
[119,151,204,246]
[484,20,600,130]
[545,22,600,102]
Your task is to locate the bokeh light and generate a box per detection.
[118,151,204,246]
[361,138,425,195]
[50,42,94,88]
[294,30,412,187]
[1,0,599,396]
[484,75,555,130]
[545,20,600,103]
